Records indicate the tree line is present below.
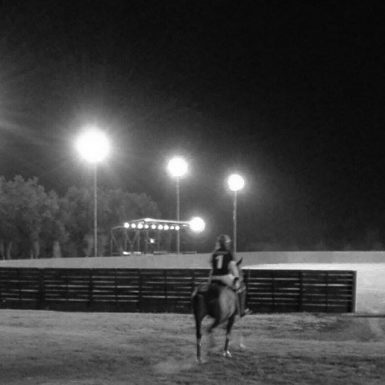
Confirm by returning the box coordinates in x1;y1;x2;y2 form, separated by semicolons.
0;176;160;259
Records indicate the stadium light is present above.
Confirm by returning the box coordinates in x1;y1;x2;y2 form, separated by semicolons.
189;217;206;233
226;173;245;256
227;173;245;192
75;126;110;257
167;156;188;254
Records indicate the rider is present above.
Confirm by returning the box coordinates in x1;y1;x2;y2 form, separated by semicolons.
209;234;240;289
208;234;250;316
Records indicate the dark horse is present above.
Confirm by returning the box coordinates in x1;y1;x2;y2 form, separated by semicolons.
191;259;246;362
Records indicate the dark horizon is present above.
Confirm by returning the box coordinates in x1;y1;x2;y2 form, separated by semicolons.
1;1;385;251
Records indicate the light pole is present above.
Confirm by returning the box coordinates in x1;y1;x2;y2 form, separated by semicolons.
75;127;110;257
167;156;188;254
227;173;245;257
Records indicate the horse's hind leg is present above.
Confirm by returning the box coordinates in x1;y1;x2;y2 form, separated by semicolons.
223;314;236;358
192;294;204;363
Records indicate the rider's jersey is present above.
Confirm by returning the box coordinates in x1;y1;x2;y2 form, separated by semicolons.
210;248;234;276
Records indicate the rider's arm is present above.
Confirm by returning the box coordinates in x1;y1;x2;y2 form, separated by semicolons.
228;260;239;278
208;268;213;283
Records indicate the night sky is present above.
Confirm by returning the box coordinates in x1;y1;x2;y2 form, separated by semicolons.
1;1;385;250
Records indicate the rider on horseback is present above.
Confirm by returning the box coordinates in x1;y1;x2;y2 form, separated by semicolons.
209;234;240;289
208;234;250;316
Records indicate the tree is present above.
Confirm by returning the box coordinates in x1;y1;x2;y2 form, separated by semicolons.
0;176;62;259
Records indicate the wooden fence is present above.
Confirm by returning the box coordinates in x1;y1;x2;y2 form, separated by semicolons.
0;268;356;313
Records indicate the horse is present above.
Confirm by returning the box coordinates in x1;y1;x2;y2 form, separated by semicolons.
191;259;246;362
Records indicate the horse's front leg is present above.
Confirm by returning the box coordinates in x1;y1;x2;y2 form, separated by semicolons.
195;316;203;363
196;336;202;363
207;318;220;351
223;314;235;358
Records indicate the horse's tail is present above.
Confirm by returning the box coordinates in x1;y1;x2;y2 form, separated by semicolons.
191;285;205;317
192;285;207;361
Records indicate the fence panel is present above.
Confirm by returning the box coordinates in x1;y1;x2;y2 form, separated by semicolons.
0;267;356;313
0;268;41;309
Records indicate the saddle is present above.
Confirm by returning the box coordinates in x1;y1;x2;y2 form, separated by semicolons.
211;276;241;291
195;281;250;317
196;281;238;299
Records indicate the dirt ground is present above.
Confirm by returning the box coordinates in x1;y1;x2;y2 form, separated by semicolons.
0;310;384;385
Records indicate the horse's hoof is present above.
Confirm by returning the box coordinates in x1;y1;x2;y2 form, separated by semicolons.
223;350;232;358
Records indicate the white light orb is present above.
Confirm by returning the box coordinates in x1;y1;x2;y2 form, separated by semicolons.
167;156;188;178
189;217;206;233
75;127;110;163
227;174;245;192
123;222;130;228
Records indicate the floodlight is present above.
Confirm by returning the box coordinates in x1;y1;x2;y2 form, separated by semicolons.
227;174;245;192
75;127;110;164
167;156;188;178
226;173;246;257
75;127;111;257
189;217;206;233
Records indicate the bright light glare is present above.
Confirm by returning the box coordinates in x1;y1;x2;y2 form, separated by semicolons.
167;156;188;178
75;128;110;163
227;174;245;192
189;217;206;233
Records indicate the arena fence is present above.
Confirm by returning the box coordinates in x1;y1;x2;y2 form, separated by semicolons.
0;268;356;313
